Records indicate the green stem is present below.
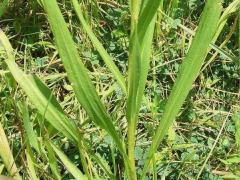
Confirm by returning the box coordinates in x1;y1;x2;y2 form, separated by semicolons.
127;1;141;179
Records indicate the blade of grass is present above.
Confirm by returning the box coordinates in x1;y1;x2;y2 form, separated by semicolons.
45;142;61;180
91;154;115;179
141;0;222;178
78;141;92;179
126;1;163;178
212;0;240;43
0;29;80;144
210;43;238;62
201;17;238;72
41;0;130;171
25;144;39;180
137;0;163;38
18;103;40;154
18;103;61;179
77;137;115;179
50;143;87;180
41;0;124;150
71;0;126;94
0;122;21;179
167;0;179;17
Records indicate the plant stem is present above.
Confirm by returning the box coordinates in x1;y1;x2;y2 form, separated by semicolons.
127;1;141;179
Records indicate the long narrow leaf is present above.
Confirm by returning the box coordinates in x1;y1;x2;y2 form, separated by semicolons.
141;0;222;177
0;122;21;179
71;0;126;93
126;0;160;178
51;143;87;180
138;0;163;38
45;142;61;180
25;144;39;180
18;103;40;154
212;0;240;43
41;0;126;156
0;30;80;143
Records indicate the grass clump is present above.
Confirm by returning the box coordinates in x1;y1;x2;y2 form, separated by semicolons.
0;0;239;179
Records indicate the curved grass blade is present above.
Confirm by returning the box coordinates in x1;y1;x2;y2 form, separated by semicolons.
51;143;87;180
41;0;127;158
0;30;80;144
141;0;222;178
18;103;40;154
25;144;39;180
212;0;240;43
0;122;21;179
45;142;61;180
91;154;115;179
137;0;163;38
77;142;92;179
71;0;126;94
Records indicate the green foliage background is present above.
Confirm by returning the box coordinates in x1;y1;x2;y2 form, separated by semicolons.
0;0;239;179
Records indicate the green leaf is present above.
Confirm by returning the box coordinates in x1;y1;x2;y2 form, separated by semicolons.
92;153;115;179
212;0;240;43
126;1;162;178
219;156;240;165
45;141;61;180
0;29;80;143
26;144;39;180
41;0;126;158
71;0;126;94
18;103;40;154
0;122;21;179
138;0;163;38
141;0;222;177
51;143;87;180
